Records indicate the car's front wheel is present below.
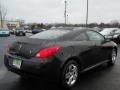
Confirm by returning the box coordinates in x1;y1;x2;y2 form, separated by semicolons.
108;49;117;65
23;33;26;36
117;35;120;44
61;60;79;88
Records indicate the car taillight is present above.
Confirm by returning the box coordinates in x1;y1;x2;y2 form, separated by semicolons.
36;46;62;58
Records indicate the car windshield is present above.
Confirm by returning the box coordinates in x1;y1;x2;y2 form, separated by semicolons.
30;30;70;40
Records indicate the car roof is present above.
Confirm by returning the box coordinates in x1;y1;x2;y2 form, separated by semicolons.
50;28;95;34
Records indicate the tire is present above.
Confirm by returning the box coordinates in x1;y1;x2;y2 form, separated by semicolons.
61;60;79;88
108;49;117;66
23;33;26;36
117;36;120;44
8;34;10;36
20;75;30;80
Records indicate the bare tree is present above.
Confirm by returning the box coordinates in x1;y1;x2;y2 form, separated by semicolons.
0;1;7;28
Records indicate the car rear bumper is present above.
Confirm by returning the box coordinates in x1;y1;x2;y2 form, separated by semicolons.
4;53;61;80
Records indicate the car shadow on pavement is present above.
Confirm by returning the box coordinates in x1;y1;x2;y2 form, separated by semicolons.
72;64;115;90
17;77;68;90
5;64;114;90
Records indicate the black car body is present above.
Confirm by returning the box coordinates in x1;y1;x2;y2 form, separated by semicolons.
15;29;26;36
4;29;118;88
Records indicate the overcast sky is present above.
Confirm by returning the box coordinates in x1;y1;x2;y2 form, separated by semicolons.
1;0;120;24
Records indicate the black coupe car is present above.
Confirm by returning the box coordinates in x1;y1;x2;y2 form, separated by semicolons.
4;29;118;88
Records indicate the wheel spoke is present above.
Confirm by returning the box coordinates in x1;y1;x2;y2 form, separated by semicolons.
66;72;72;79
67;76;74;85
72;75;77;82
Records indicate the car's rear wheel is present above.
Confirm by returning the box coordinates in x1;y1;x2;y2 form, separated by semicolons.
108;49;117;65
61;60;79;88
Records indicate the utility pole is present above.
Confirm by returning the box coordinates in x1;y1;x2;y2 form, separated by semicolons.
64;0;67;25
67;14;68;24
0;0;7;28
86;0;89;26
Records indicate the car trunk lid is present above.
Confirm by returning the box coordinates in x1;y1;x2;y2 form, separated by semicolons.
8;38;54;59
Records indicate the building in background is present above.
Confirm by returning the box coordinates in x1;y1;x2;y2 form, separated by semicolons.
0;20;7;28
0;20;25;29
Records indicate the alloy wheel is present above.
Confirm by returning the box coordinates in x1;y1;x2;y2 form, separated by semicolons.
111;49;117;64
65;64;78;87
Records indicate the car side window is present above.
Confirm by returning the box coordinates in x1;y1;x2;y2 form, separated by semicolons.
75;32;88;41
86;31;105;41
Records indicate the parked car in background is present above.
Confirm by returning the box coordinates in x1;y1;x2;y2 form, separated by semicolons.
15;28;26;36
4;28;117;88
100;28;120;43
32;29;43;34
0;28;10;37
25;30;32;33
10;29;15;35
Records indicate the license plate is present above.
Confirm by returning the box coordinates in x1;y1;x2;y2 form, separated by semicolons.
13;59;22;69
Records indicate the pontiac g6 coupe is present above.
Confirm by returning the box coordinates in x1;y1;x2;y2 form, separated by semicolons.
4;28;117;88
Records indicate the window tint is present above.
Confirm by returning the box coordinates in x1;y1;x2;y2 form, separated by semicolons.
30;30;70;40
75;32;88;41
86;31;104;41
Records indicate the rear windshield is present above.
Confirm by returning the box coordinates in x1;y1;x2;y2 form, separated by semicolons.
30;30;70;40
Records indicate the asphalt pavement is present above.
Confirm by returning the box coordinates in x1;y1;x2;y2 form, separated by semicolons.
0;34;120;90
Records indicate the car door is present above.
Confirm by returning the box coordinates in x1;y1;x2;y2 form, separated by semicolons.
74;31;100;68
86;30;106;64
